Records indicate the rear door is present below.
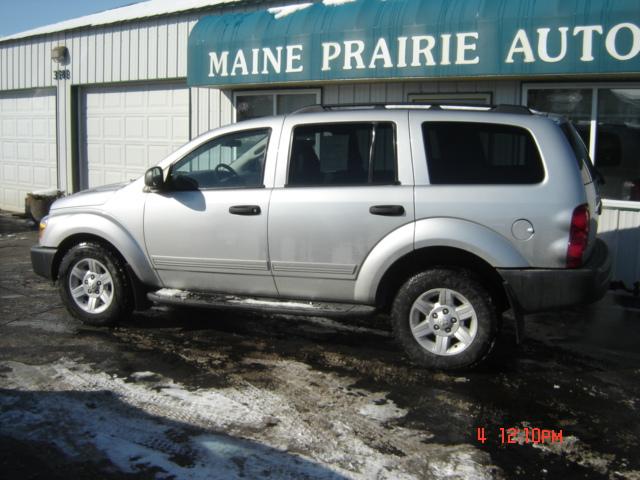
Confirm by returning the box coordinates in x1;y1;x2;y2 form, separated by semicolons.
268;111;414;302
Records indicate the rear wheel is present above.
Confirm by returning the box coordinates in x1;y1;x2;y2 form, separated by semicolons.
391;268;497;370
58;242;132;326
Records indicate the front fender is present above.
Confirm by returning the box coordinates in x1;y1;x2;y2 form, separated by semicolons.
42;211;160;286
354;218;529;304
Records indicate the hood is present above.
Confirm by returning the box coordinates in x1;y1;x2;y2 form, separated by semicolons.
50;182;129;210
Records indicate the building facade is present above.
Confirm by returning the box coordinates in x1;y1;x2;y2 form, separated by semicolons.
0;0;639;286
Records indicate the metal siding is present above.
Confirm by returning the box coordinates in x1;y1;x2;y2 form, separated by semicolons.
103;31;113;83
219;89;233;126
37;42;44;87
157;21;168;78
167;20;178;78
598;207;640;286
148;21;158;79
130;27;139;81
46;38;55;87
121;26;130;81
71;35;80;84
139;26;148;80
11;43;17;89
1;47;6;90
113;28;122;82
87;34;96;83
209;88;221;132
177;19;189;78
95;31;105;83
370;83;386;102
197;87;208;135
81;34;89;84
323;85;339;104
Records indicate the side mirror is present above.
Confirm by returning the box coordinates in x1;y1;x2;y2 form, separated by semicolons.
144;166;164;190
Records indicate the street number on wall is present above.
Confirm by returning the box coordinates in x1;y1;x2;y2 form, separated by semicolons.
53;69;70;80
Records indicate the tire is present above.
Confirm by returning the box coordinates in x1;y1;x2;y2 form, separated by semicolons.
58;242;133;326
391;268;497;370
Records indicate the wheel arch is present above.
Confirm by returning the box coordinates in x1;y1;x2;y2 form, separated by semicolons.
45;213;159;287
373;246;509;314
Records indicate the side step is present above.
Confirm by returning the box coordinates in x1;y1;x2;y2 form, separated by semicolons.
147;288;377;318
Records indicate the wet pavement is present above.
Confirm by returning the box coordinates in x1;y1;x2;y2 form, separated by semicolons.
0;210;639;479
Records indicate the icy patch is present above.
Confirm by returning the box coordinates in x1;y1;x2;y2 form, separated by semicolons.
358;400;407;422
155;288;190;299
129;371;161;382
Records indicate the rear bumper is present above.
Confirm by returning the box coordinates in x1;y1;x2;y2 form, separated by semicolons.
31;245;57;280
498;239;612;313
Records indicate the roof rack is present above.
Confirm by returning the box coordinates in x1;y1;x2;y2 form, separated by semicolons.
291;103;533;115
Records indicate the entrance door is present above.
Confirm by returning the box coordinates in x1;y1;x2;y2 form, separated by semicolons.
144;127;277;296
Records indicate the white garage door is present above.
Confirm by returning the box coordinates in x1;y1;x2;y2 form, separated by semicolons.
81;84;189;189
0;89;57;212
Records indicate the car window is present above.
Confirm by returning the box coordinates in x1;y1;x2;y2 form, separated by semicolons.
559;122;595;185
422;122;545;185
287;122;397;186
171;128;270;190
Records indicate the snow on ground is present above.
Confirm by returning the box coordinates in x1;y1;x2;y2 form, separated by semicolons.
0;358;499;479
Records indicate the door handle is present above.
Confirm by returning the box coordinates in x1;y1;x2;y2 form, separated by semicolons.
369;205;405;216
229;205;261;215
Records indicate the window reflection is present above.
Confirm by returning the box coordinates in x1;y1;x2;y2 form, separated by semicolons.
596;89;640;201
527;86;640;201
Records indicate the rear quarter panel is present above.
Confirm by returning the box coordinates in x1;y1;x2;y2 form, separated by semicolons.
410;111;587;269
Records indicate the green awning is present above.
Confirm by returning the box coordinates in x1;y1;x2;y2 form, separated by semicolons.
188;0;640;87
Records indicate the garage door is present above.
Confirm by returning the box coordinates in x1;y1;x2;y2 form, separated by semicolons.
81;84;189;189
0;89;57;212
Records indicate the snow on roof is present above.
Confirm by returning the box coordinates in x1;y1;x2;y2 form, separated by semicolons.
0;0;243;42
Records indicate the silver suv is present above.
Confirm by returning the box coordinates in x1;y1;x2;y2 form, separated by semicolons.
31;105;612;370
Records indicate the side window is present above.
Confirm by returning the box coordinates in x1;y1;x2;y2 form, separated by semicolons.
171;128;270;189
422;122;544;185
287;122;397;186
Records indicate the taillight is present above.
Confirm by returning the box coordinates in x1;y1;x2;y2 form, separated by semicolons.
567;204;590;268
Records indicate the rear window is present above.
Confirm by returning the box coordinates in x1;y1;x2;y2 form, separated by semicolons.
422;122;545;185
559;122;595;185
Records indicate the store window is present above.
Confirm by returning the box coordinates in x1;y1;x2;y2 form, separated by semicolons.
235;90;321;121
525;85;640;202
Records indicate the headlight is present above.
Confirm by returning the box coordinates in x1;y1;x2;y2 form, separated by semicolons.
38;216;49;243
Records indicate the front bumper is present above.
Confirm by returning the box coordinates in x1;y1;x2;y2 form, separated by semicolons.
31;245;57;280
498;239;612;314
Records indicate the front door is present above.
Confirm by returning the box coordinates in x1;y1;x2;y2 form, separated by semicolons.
144;127;277;296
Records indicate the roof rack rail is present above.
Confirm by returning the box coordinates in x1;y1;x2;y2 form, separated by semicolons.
290;103;533;115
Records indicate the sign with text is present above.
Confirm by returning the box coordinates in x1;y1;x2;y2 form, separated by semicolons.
187;0;640;87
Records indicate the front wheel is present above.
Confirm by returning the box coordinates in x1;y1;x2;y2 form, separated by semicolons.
58;242;132;326
391;268;497;370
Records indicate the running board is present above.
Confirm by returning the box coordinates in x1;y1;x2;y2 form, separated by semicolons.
147;289;377;318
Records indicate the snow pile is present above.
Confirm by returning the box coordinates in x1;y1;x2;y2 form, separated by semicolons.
155;288;190;300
